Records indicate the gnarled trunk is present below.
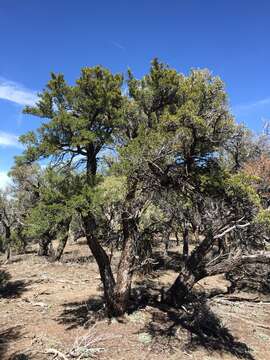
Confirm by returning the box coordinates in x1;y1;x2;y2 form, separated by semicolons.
82;213;117;315
166;224;270;306
166;268;196;306
83;210;138;316
112;211;137;315
82;174;139;317
165;230;215;305
53;233;69;261
51;219;72;261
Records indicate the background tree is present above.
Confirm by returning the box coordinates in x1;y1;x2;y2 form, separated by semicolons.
0;191;17;261
24;167;81;260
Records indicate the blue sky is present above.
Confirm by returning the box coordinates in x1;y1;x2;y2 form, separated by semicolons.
0;0;270;187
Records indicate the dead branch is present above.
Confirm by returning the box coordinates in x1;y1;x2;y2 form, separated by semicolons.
46;348;69;360
214;222;250;240
206;252;270;276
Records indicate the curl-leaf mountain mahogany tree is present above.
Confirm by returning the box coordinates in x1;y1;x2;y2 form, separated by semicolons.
121;62;270;305
19;60;270;315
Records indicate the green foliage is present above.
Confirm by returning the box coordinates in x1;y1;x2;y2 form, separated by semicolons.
255;209;270;228
138;203;165;231
162;69;234;160
10;230;25;254
24;167;81;239
7;59;268;278
225;172;261;207
20;66;123;178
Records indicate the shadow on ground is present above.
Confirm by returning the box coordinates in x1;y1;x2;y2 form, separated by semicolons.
9;354;30;360
58;296;105;329
0;269;30;298
62;255;94;265
152;250;184;272
0;326;22;359
57;246;255;360
58;277;254;359
132;272;254;359
140;295;255;360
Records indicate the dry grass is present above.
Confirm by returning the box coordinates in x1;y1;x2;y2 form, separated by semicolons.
0;240;269;360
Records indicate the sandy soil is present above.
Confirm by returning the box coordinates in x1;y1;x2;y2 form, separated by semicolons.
0;240;270;360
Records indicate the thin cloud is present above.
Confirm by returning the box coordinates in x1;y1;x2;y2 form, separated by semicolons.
0;77;38;106
111;41;126;51
0;131;22;148
233;97;270;114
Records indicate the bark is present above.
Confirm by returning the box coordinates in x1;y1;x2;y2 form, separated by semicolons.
86;144;97;187
38;235;53;256
166;224;270;306
16;226;27;254
2;222;11;261
138;237;153;275
83;145;119;315
163;228;172;256
83;210;137;316
5;227;11;261
206;253;270;276
68;226;75;243
166;268;196;306
53;233;69;261
182;221;189;261
82;146;138;316
175;231;180;246
113;211;137;315
82;214;117;315
165;230;221;305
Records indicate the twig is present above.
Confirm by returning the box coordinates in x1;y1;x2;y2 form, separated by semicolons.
214;222;250;239
46;348;69;360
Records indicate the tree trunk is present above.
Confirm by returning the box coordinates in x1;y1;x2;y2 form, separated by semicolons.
163;230;171;256
5;245;11;261
53;233;69;261
86;144;97;187
165;229;214;305
3;224;11;262
166;222;270;306
83;148;138;316
175;231;180;246
165;268;196;306
82;214;117;315
182;221;189;262
112;211;137;315
38;235;52;256
83;211;138;317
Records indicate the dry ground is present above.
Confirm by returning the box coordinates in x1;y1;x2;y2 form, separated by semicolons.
0;240;270;360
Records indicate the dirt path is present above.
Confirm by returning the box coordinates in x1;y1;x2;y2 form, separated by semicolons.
0;241;270;360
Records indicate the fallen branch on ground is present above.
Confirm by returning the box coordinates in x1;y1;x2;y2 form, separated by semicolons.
46;348;69;360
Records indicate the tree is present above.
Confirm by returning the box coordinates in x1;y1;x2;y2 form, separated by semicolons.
19;66;141;316
23;167;81;260
18;59;270;317
0;192;16;261
122;64;270;306
223;124;260;172
8;163;43;254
